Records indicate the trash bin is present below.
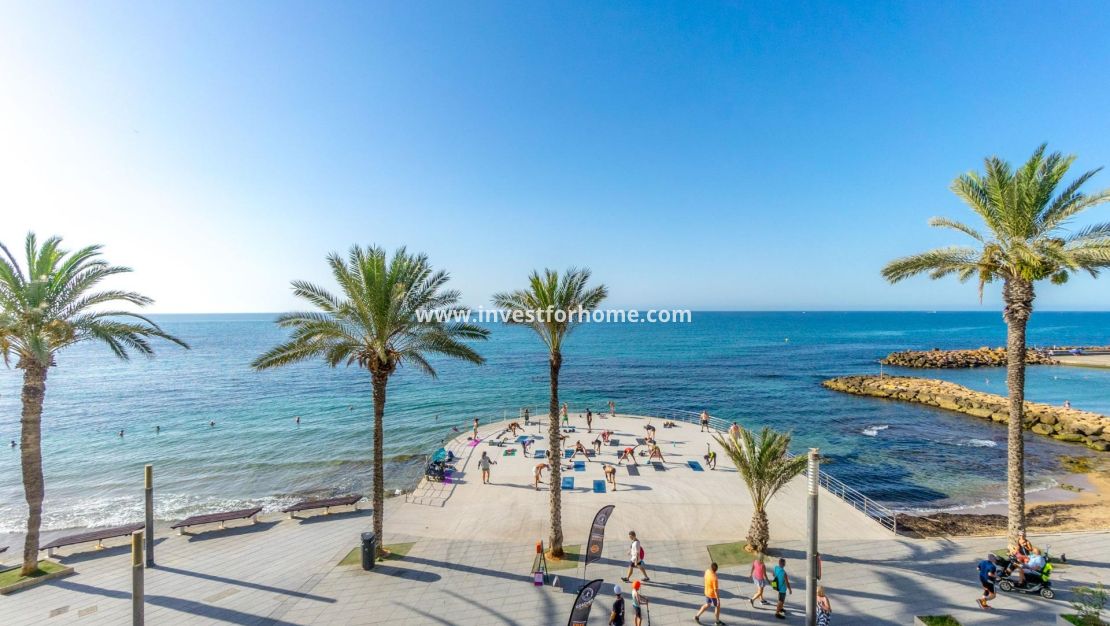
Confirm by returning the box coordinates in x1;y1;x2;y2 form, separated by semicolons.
360;532;377;571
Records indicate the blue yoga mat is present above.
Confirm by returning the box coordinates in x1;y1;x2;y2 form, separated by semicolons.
561;477;574;490
515;435;530;443
687;460;705;472
534;449;547;459
592;480;606;493
574;461;586;471
563;449;574;459
626;465;640;476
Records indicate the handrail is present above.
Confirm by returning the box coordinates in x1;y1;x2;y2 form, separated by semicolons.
636;407;899;534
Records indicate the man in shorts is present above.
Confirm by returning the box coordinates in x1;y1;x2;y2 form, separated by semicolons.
773;558;791;619
622;531;650;582
694;561;721;624
977;553;999;609
533;462;549;490
700;410;710;432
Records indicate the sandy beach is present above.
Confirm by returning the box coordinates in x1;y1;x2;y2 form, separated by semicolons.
1055;353;1110;369
898;457;1110;537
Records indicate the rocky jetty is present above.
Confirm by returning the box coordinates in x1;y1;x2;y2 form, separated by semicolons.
823;375;1110;452
881;347;1057;368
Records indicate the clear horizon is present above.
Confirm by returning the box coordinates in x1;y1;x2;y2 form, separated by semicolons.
3;2;1110;313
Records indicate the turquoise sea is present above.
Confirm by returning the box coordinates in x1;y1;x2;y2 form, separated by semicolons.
2;311;1109;533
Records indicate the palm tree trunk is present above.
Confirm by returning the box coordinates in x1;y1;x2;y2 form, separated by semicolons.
1003;278;1034;545
371;370;388;557
747;505;769;554
19;363;47;576
548;350;564;558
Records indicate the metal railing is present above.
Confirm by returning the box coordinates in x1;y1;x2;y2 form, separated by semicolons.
637;407;899;534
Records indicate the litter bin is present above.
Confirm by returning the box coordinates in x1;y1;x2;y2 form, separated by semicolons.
360;532;377;571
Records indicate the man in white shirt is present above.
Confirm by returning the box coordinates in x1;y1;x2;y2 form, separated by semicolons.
621;531;650;583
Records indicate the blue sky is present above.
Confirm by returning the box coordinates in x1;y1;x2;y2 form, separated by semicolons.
2;1;1109;312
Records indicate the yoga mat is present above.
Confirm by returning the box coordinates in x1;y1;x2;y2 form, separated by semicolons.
592;480;606;493
515;435;530;443
468;438;481;447
563;449;574;459
626;464;640;476
609;439;620;447
561;477;574;490
503;449;517;456
687;460;704;472
652;462;666;472
574;461;586;472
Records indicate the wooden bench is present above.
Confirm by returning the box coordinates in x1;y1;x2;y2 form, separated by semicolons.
281;495;362;519
170;507;263;535
41;523;144;557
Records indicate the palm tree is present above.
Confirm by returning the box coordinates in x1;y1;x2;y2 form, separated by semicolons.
0;233;187;576
882;145;1110;543
491;268;607;557
253;246;488;554
714;425;807;554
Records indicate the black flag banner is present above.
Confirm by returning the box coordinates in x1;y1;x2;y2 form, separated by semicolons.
585;505;615;567
567;578;604;626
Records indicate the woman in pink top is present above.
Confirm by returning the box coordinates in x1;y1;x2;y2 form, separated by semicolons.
749;553;768;606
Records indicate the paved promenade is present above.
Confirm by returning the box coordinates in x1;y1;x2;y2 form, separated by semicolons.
3;414;1107;624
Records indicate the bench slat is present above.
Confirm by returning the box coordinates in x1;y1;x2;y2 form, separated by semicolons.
281;495;361;513
41;523;144;550
170;507;263;529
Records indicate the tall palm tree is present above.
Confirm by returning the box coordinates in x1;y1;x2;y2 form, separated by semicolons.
882;145;1110;543
714;425;807;553
253;246;488;554
491;268;607;557
0;233;187;576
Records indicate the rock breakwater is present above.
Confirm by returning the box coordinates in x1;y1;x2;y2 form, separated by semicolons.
823;375;1109;452
881;347;1057;368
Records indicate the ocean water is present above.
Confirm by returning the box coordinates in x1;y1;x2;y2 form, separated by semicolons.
1;311;1108;533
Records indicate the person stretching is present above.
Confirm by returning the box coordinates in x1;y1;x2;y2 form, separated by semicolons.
592;437;603;455
604;464;617;491
618;447;637;466
647;443;666;463
572;440;591;461
533;463;550;490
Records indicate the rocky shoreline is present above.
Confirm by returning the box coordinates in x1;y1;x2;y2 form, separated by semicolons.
881;347;1058;368
823;375;1110;452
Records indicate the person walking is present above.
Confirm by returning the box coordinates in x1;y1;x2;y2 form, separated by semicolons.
694;562;722;624
816;586;832;625
749;553;768;606
478;451;495;484
699;410;710;432
977;553;999;609
622;531;650;582
772;557;792;619
609;585;626;626
631;580;649;626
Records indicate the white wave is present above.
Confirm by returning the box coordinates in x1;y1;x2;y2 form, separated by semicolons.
861;425;890;437
959;439;998;448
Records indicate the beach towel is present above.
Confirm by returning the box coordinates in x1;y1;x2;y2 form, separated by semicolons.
561;477;574;490
687;460;704;472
